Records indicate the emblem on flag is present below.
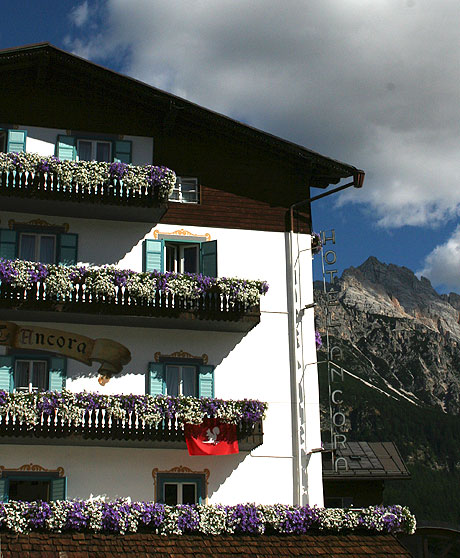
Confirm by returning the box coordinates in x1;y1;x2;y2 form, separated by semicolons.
185;418;239;455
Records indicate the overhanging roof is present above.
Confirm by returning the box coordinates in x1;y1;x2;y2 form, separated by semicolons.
0;42;364;190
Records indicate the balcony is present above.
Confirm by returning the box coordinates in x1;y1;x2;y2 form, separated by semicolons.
0;261;265;332
0;154;174;222
0;392;265;451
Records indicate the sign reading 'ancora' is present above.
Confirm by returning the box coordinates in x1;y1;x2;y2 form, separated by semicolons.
0;321;131;377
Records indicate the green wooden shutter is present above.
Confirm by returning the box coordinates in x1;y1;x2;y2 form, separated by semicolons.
50;477;67;501
7;130;27;153
201;240;218;277
56;135;76;161
0;229;17;260
143;239;164;272
0;356;14;393
57;233;78;265
113;140;132;164
0;478;8;502
198;365;214;398
49;357;66;391
147;362;166;395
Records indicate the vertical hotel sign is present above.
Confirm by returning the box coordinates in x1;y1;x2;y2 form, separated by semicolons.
321;230;348;472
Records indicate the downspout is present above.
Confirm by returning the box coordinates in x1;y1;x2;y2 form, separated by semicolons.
287;171;364;506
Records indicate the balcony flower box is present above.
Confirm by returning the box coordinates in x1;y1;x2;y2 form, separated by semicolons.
0;152;176;206
0;390;266;450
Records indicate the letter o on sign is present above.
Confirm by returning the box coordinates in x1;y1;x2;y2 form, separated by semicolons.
332;412;346;427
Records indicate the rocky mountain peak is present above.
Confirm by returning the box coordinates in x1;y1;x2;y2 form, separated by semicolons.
314;257;460;414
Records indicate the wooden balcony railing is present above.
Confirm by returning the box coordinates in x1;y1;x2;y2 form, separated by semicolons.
0;283;261;331
0;170;162;206
0;408;264;451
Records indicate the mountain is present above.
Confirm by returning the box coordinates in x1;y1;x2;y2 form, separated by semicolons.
315;256;460;414
314;257;460;523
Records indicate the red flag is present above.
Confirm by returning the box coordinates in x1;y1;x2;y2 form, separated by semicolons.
185;418;239;455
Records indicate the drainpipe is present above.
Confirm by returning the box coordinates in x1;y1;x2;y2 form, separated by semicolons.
287;172;364;506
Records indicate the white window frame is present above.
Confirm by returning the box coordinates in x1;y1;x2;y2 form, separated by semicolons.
14;359;48;393
169;177;199;204
77;139;112;162
165;242;200;274
18;232;56;263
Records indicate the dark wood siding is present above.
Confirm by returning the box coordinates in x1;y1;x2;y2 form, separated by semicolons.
161;185;309;232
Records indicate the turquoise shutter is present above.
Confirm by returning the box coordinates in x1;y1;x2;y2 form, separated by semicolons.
113;140;132;164
57;233;78;265
201;240;217;277
0;229;17;260
56;135;76;161
49;357;66;391
0;356;14;393
50;477;67;501
0;478;8;502
147;362;166;395
143;239;164;272
7;130;27;153
198;365;214;398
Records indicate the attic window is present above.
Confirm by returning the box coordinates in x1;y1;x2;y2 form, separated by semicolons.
169;177;199;204
349;455;362;460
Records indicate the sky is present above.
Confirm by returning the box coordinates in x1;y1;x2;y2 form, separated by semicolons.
2;0;460;291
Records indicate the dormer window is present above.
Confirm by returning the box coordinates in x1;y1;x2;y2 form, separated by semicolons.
169;177;199;203
77;139;112;162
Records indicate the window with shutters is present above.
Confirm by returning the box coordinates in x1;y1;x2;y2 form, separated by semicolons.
169;177;199;203
156;474;205;505
147;360;214;398
0;355;66;393
0;130;6;152
0;472;66;503
0;227;78;266
143;238;217;277
56;135;132;164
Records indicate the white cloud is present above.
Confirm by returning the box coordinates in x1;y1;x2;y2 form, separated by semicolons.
66;0;460;229
70;1;90;28
418;226;460;291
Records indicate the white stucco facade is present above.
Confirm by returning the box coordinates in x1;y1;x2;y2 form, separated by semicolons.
0;124;323;507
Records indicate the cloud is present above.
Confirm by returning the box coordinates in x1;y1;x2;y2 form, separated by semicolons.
418;226;460;291
70;1;90;28
65;0;460;229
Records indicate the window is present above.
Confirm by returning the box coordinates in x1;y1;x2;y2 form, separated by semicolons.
14;359;48;392
0;472;66;503
165;364;197;396
165;243;199;273
169;177;199;204
56;135;132;164
156;473;205;505
0;355;66;393
147;361;214;398
143;238;217;277
77;139;112;162
18;233;56;263
324;496;354;509
0;228;78;265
